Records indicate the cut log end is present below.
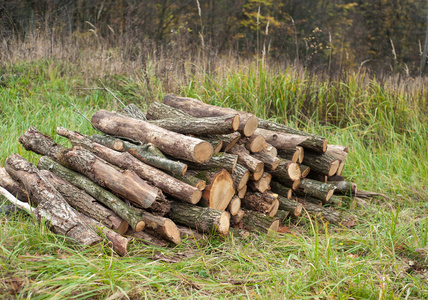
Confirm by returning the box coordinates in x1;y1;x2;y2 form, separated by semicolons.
237;170;250;191
218;211;231;236
191;189;203;204
269;219;280;232
336;161;345;176
135;220;146;232
231;115;240;131
208;170;235;210
164;219;182;245
292;179;301;190
297;146;304;163
252;168;264;181
322;139;328;152
328;160;340;176
213;141;223;154
288;163;301;181
326;189;334;202
268;199;280;217
228;196;241;216
242;116;259;137
194;142;214;163
295;203;303;216
116;221;130;234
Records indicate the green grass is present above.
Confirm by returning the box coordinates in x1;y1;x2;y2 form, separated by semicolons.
1;56;428;299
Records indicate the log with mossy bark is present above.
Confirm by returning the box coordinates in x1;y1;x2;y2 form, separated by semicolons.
5;154;102;246
91;134;188;176
186;153;238;174
295;179;335;203
57;127;201;205
40;169;129;234
328;181;357;196
91;110;213;163
302;151;340;176
194;169;235;210
241;134;266;153
268;159;301;182
227;144;264;174
270;181;293;199
241;209;280;233
277;195;303;217
170;170;207;191
248;172;272;193
276;210;290;223
257;119;327;153
38;157;146;232
19;126;169;214
0;167;30;202
254;128;308;151
162;94;259;137
251;150;280;171
299;165;311;178
167;201;230;237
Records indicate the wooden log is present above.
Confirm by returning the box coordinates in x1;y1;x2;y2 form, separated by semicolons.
295;179;335;202
146;101;193;119
237;185;247;199
139;210;181;245
241;191;276;215
130;231;169;247
19;126;168;214
252;151;280;171
230;209;245;226
5;154;102;246
162;94;258;137
227;144;264;173
227;196;241;216
91;134;187;176
242;134;266;153
269;159;301;182
306;171;327;183
168;202;230;236
277;195;303;217
38;157;146;232
0;167;30;202
57;128;201;205
269;198;280;217
257;119;327;153
250;168;265;181
255;128;308;151
326;145;348;176
177;225;206;241
299;165;311;178
232;163;250;191
241;209;280;233
327;195;344;208
149;114;240;136
40;170;129;234
186;153;238;173
263;143;278;157
302;151;340;176
328;181;357;196
278;147;302;163
121;103;147;120
91;110;213;163
248;172;272;193
229;228;250;238
202;132;242;152
301;202;343;226
270;181;293;199
276;210;290;223
294;195;323;206
171;171;206;191
198;169;235;210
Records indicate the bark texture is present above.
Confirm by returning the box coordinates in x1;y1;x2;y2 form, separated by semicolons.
0;167;30;202
241;209;280;233
302;151;340;176
227;144;264;173
255;128;308;150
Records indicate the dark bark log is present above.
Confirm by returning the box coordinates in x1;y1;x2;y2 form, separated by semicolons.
230;209;245;226
248;172;272;193
241;209;280;233
270;181;293;199
327;195;344;207
269;159;301;182
38;157;145;232
295;179;335;202
5;154;102;246
168;202;230;237
277;195;303;217
186;153;238;173
241;191;276;215
232;163;250;191
197;169;235;210
299;165;311;178
201;132;242;153
227;196;241;216
302;151;340;176
40;170;129;234
0;167;30;202
278;147;302;163
257;119;327;153
255;128;308;150
328;181;357;196
252;151;280;171
301;202;343;225
227;144;264;173
139;210;181;245
91;135;187;176
162;94;258;136
58;128;201;205
149;114;240;136
229;228;250;238
294;195;323;206
91;110;213;163
241;134;266;153
276;210;290;223
306;172;327;183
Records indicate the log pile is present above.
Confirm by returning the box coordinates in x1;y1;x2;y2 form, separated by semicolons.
0;94;360;256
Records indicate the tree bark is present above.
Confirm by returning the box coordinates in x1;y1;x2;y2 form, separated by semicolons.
200;132;241;153
269;159;301;182
91;110;213;163
38;157;146;232
241;209;280;233
0;167;30;202
276;210;290;223
197;169;235;210
278;147;303;163
263;143;278;157
91;134;187;176
295;179;335;202
241;191;276;215
186;153;238;173
301;202;343;226
146;101;193;119
255;128;308;151
270;181;293;199
40;169;129;234
121;103;147;121
328;181;357;196
257;119;327;153
167;202;230;237
227;144;264;174
277;195;303;217
139;210;181;245
252;151;280;171
5;154;102;246
171;171;206;191
58;127;201;205
241;134;266;153
230;209;245;226
248;172;272;193
325;145;348;176
306;171;327;183
177;225;206;241
130;230;169;247
299;165;311;178
302;151;340;176
162;94;258;136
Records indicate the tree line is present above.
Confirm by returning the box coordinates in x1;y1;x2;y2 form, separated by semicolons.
1;0;427;75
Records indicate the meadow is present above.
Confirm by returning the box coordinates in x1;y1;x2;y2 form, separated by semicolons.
1;37;428;299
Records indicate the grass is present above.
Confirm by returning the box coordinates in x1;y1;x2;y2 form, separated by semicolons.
1;42;428;299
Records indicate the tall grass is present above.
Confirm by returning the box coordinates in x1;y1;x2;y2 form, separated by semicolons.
1;36;428;298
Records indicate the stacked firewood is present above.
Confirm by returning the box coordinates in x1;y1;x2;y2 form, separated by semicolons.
0;94;358;256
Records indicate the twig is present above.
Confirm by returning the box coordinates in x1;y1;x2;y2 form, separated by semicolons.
0;186;34;215
98;80;126;107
